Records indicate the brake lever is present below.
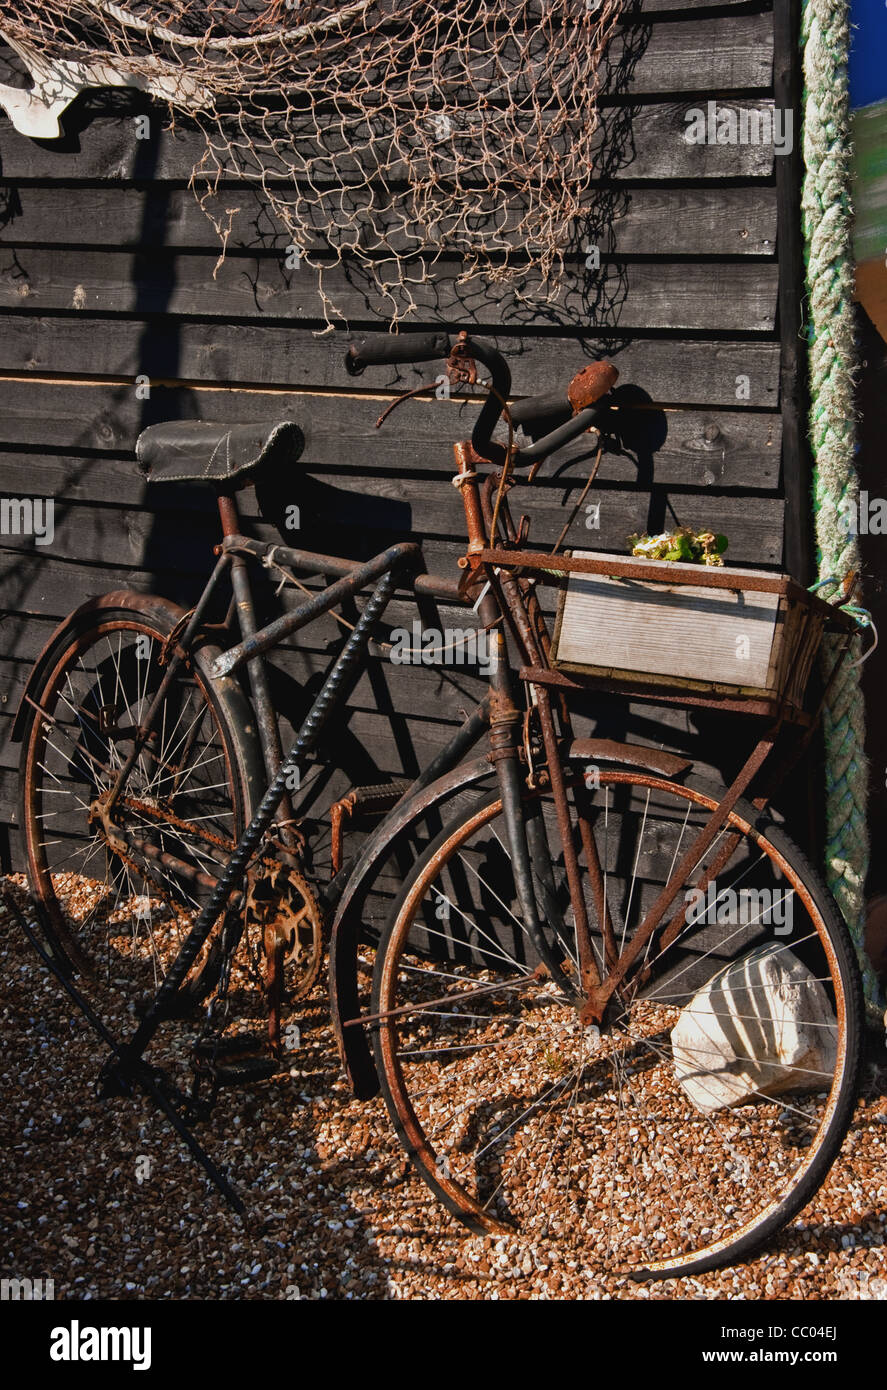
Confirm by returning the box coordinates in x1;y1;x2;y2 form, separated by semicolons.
374;377;451;429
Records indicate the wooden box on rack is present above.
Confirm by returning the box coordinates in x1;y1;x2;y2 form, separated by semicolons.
550;550;833;713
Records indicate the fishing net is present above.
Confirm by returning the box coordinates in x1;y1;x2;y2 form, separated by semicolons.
0;1;624;326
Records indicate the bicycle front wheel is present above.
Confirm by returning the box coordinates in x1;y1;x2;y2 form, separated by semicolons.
371;758;862;1277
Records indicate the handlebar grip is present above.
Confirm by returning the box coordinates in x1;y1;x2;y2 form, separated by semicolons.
509;389;571;428
514;403;609;467
345;332;451;376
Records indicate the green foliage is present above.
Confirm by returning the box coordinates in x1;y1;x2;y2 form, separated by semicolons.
626;527;729;566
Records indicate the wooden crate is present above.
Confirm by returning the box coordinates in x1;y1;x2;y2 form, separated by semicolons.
550;550;833;710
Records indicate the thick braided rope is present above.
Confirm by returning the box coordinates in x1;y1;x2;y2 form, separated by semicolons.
801;0;878;1004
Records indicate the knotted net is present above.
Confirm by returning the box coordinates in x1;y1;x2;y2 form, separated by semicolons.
1;1;624;326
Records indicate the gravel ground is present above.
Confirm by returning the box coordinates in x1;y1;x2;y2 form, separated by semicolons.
3;877;887;1302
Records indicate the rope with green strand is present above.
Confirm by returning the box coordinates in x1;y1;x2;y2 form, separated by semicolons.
802;0;880;1010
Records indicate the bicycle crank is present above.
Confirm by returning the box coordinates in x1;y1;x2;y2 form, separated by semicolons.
244;858;325;1055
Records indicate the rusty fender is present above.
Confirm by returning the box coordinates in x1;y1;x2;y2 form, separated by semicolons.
329;736;692;1099
12;591;189;743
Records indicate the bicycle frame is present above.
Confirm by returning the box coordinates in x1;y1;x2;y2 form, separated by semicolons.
97;484;500;1088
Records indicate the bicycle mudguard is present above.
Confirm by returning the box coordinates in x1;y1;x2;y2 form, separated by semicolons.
328;737;693;1099
12;591;184;742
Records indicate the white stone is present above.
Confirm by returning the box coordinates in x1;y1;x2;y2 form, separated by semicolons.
670;942;838;1113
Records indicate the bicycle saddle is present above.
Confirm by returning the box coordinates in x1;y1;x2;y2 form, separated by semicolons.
136;420;303;489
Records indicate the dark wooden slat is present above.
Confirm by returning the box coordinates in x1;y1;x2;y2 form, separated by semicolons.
607;13;773;92
0;318;782;407
0;552;157;619
0;640;482;752
374;0;764;14
0;184;778;259
121;13;768;102
278;14;773;97
0;381;782;486
0;771;19;829
254;14;773;98
638;0;763;8
0;480;785;574
537;409;782;487
0;702;471;788
0;701;721;824
0;101;777;183
0;249;780;331
0;616;58;667
2;526;786;634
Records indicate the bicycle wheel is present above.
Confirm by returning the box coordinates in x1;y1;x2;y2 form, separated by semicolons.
19;599;257;1014
371;756;863;1277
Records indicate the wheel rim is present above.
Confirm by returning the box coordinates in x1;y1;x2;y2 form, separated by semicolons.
22;619;241;1002
374;769;857;1276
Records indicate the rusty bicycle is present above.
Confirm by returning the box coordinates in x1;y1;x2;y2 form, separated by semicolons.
14;332;865;1278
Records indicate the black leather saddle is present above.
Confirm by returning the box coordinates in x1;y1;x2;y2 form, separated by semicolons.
136;420;302;490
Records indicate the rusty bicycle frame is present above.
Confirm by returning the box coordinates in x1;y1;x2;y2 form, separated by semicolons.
18;331;862;1208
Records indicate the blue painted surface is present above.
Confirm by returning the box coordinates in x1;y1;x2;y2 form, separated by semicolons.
849;0;887;109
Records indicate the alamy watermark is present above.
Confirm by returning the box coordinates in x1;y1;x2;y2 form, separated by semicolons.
0;497;54;546
838;491;887;536
50;1321;151;1371
835;1268;887;1300
1;1275;54;1300
685;881;794;935
683;102;793;156
388;620;497;675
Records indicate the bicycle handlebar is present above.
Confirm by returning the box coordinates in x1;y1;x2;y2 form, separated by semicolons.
509;388;572;428
510;361;619;431
343;332;616;469
461;336;511;466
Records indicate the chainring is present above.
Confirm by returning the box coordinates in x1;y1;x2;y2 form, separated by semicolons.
244;857;325;1000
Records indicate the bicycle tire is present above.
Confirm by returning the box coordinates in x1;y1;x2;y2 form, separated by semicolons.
370;757;863;1277
18;598;258;1012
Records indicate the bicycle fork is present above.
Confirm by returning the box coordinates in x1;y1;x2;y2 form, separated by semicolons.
100;554;415;1094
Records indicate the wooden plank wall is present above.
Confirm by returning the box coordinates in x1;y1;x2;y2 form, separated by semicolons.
0;0;812;870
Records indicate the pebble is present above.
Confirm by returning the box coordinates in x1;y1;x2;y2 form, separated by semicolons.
4;871;887;1301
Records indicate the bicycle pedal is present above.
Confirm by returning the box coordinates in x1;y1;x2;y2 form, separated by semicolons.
192;1032;265;1059
210;1057;279;1087
346;779;411;813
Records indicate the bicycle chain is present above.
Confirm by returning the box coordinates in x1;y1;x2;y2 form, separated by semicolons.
111;793;237;855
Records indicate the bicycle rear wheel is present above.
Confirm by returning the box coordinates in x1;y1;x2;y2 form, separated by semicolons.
371;757;862;1277
18;600;256;1015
